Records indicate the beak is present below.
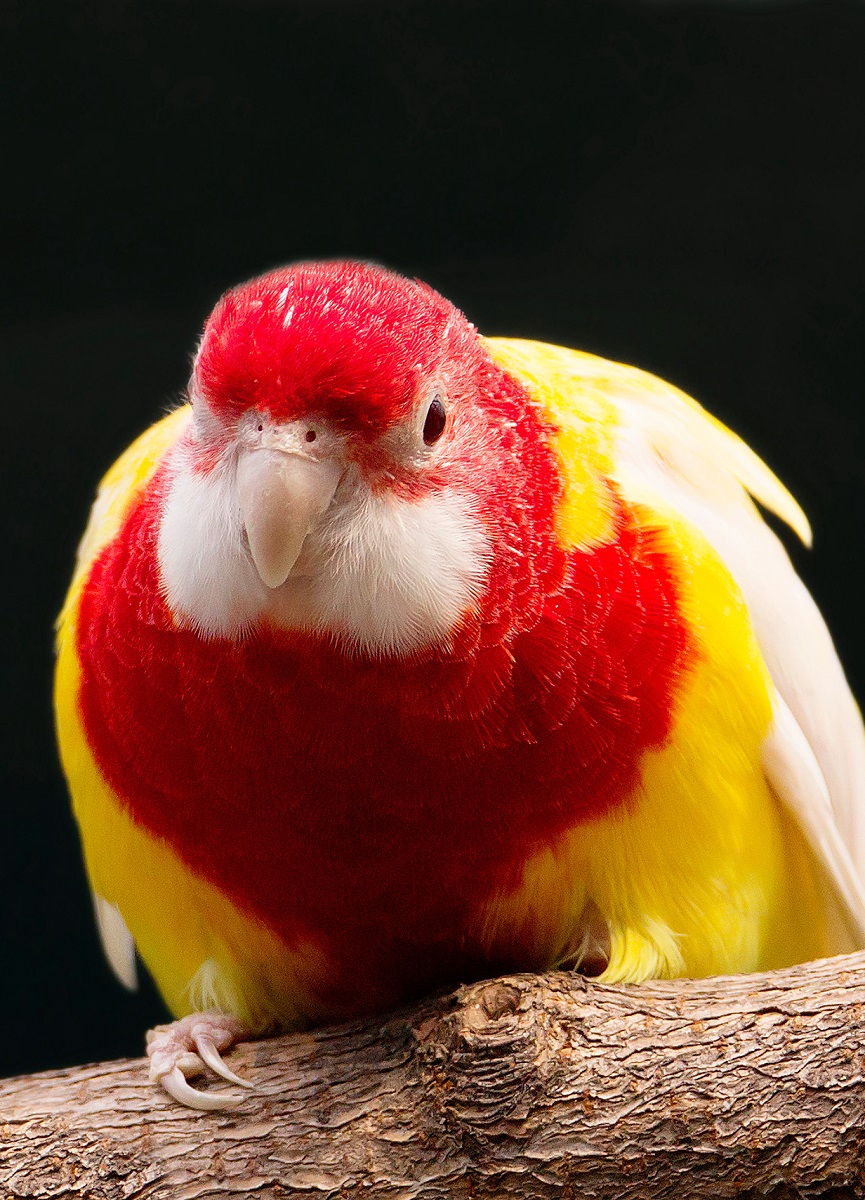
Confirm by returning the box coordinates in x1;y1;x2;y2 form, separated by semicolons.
236;447;341;588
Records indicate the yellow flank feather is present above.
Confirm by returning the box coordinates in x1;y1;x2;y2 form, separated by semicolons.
55;408;327;1030
56;637;326;1030
479;339;831;980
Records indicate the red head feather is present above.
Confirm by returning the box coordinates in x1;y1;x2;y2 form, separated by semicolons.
194;260;481;439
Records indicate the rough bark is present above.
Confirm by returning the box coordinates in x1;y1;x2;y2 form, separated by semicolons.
3;953;865;1199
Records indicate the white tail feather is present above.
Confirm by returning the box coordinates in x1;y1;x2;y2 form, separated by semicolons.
92;893;137;990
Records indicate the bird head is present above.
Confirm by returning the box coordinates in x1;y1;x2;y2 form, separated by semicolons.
157;261;560;655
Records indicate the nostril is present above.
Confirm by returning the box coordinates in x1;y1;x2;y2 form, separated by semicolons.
305;429;317;443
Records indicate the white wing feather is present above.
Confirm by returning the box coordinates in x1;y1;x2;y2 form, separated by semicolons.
762;694;865;941
602;356;865;942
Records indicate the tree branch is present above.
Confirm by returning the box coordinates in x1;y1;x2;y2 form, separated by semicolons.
3;952;865;1198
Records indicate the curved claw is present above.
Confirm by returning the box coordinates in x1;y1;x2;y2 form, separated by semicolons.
158;1065;240;1111
146;1011;253;1110
195;1035;254;1089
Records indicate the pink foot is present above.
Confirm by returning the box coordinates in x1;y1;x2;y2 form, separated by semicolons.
146;1012;253;1110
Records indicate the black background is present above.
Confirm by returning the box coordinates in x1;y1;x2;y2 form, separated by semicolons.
3;0;865;1079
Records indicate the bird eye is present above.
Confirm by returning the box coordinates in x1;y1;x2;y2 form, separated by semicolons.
422;394;447;446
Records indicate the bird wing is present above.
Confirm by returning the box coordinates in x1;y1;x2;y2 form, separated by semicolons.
56;405;191;987
486;337;865;944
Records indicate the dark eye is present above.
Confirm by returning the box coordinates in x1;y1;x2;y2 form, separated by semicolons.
422;394;447;446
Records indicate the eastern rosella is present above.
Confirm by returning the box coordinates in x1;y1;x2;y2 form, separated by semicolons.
55;261;865;1107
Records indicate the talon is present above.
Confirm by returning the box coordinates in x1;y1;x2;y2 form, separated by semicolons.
145;1011;252;1110
195;1034;254;1088
159;1065;239;1111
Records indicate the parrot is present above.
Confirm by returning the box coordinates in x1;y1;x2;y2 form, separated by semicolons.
55;259;865;1109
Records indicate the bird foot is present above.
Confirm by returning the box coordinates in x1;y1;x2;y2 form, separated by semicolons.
146;1011;253;1110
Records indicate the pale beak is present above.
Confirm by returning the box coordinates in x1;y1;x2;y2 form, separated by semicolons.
236;447;341;588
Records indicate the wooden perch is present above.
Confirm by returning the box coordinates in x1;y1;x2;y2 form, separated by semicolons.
3;952;865;1198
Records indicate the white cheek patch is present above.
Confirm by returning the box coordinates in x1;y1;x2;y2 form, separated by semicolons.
157;450;490;653
307;490;491;656
157;453;269;639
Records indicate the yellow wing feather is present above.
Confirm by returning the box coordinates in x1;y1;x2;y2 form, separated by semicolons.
482;338;838;979
485;337;811;546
